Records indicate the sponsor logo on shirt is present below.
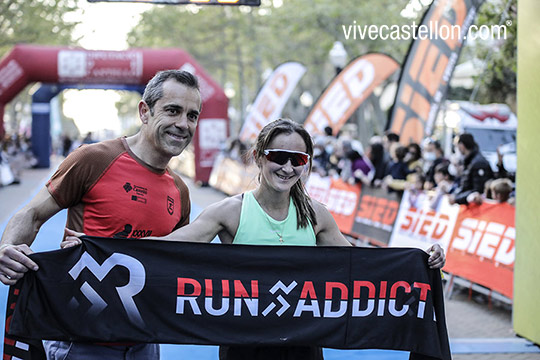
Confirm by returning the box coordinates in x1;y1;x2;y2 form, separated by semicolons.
114;224;152;238
123;182;148;204
167;196;175;215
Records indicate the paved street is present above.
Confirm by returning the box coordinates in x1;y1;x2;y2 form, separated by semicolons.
0;162;538;359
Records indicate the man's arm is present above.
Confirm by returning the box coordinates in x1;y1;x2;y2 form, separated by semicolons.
62;196;242;248
0;187;62;285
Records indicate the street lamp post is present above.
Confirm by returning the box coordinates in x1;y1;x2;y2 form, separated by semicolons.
329;41;348;75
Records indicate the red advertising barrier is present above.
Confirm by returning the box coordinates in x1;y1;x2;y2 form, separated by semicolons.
389;190;515;299
305;174;360;234
351;186;401;246
444;201;515;299
389;190;460;252
306;174;400;245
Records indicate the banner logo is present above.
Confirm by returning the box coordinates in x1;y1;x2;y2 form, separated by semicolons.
176;277;435;320
451;218;514;266
304;54;399;136
239;62;306;142
167;196;175;215
68;252;146;327
58;50;144;84
263;281;297;317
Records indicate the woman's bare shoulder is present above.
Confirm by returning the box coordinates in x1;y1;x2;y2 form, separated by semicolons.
221;194;243;210
311;199;332;219
204;194;243;218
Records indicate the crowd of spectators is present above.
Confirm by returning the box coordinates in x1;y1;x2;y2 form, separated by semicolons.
59;131;97;157
1;131;99;188
0;134;37;187
311;127;515;208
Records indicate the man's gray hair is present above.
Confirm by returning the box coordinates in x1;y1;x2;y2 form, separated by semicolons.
142;70;200;115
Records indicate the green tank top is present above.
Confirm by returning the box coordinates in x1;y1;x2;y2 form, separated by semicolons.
233;191;316;246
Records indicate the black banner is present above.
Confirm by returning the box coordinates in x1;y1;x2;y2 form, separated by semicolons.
352;186;402;246
7;237;450;360
388;0;485;144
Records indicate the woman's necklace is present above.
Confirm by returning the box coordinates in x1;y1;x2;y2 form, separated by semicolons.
264;213;286;243
256;195;288;244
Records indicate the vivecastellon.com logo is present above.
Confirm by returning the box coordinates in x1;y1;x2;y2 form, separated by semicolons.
342;20;511;42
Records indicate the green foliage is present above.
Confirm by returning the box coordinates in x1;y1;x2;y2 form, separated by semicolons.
462;0;517;109
127;0;424;128
0;0;80;135
0;0;80;56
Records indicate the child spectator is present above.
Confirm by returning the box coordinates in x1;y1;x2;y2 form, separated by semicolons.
383;145;413;193
405;143;423;173
490;178;514;204
429;164;456;210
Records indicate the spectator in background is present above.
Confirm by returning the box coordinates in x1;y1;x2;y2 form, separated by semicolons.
382;131;400;166
0;139;16;187
312;137;330;176
327;137;349;178
382;131;400;153
62;134;73;157
429;163;456;210
494;145;515;181
336;139;355;181
433;163;456;194
405;172;426;208
490;178;514;204
449;133;494;205
461;177;515;207
317;126;336;159
226;137;248;164
366;141;388;187
4;135;23;184
405;142;423;173
318;127;341;177
82;131;96;144
382;144;413;193
423;140;448;190
344;142;374;185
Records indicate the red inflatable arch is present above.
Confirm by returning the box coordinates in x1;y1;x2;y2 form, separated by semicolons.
0;44;229;183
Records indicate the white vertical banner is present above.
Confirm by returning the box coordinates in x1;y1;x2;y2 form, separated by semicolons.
239;62;306;143
388;190;460;252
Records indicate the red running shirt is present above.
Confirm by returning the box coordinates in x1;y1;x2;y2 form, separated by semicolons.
47;138;190;238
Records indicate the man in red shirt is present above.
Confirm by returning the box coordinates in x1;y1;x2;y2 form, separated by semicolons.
0;69;201;359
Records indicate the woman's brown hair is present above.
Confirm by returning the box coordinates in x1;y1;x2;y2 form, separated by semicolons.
253;118;317;229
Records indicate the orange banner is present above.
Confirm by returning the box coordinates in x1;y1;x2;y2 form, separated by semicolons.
305;174;360;234
304;53;399;136
444;201;515;298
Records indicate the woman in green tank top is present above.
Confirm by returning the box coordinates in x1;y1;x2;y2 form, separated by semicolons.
63;118;446;360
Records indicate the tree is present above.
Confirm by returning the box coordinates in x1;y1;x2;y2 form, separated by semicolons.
0;0;80;56
472;0;517;110
127;0;424;133
452;0;517;110
0;0;80;135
